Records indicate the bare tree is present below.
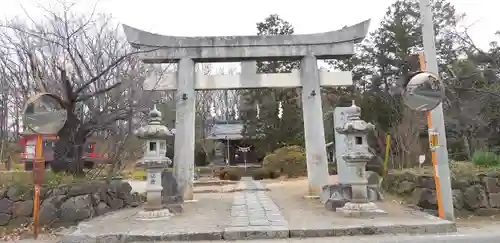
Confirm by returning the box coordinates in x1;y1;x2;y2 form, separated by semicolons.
194;64;239;164
0;2;153;175
0;69;8;167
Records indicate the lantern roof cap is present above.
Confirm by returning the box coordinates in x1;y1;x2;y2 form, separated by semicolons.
135;104;172;139
336;101;374;134
149;104;162;120
344;100;361;118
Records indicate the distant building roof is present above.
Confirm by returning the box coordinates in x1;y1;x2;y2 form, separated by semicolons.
206;119;265;140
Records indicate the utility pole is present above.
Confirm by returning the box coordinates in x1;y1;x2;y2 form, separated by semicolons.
419;0;455;221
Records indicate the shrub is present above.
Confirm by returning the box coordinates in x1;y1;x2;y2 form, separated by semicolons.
218;168;242;181
366;158;384;176
269;170;281;179
0;170;82;189
328;163;337;175
195;151;209;166
252;167;280;180
252;168;269;180
472;150;500;167
263;153;279;170
448;139;469;161
252;167;281;180
263;145;306;178
132;170;147;180
227;172;242;181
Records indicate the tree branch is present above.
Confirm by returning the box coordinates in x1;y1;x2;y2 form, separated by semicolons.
74;48;159;96
76;82;122;102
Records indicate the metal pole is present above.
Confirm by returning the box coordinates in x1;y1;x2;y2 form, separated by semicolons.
383;134;391;178
226;136;230;166
243;151;247;172
419;0;455;221
33;134;44;239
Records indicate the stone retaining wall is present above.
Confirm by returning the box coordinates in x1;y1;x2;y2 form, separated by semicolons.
0;181;143;227
383;171;500;216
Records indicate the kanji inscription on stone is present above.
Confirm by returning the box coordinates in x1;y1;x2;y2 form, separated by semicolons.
150;173;156;185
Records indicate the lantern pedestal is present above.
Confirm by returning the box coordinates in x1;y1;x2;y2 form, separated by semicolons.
338;147;386;217
135;163;174;220
144;167;165;211
339;155;386;217
343;153;371;204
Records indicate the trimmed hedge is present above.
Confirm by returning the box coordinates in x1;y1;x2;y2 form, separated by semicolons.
252;168;281;180
218;167;243;181
263;145;306;178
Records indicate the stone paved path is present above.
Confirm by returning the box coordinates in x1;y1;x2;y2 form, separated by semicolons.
224;177;289;240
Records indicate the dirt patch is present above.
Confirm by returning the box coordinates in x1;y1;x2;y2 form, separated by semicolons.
0;223;63;242
194;179;238;187
62;193;233;238
271;176;500;231
262;175;338;191
265;176;454;230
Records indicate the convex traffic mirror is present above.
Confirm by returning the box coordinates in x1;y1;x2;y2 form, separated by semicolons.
403;71;444;112
23;93;67;134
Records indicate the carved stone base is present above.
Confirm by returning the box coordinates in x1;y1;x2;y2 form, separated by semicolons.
338;202;387;217
321;183;384;211
135;209;173;221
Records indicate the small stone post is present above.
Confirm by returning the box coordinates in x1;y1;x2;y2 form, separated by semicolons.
334;107;352;184
135;105;173;219
335;101;386;217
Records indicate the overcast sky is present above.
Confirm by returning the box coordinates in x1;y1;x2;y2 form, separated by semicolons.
0;0;498;50
0;0;497;124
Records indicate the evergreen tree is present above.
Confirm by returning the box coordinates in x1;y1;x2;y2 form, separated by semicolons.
329;0;462;161
240;14;303;153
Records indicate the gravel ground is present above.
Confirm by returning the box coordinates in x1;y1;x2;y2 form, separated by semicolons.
264;177;453;231
59;192;233;239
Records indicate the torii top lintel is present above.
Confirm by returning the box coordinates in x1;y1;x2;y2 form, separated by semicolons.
122;19;370;63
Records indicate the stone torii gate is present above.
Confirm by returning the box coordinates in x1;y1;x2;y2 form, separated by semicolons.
123;20;370;200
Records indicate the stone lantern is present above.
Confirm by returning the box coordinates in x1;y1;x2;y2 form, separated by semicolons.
335;101;386;216
135;105;173;219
